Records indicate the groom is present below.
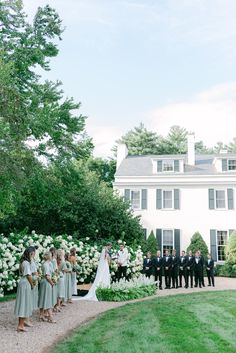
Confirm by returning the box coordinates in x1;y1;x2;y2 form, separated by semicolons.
117;243;129;280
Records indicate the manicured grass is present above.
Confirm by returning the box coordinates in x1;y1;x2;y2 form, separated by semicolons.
0;293;16;302
53;291;236;353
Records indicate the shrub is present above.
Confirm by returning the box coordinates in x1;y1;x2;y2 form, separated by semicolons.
187;231;208;258
225;231;236;265
215;263;236;278
0;232;144;297
96;275;157;301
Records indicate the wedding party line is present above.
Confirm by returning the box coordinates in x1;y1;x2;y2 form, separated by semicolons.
13;242;130;332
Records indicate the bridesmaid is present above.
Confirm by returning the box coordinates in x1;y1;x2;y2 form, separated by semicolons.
38;251;56;323
69;247;78;296
14;247;34;332
30;246;39;312
64;253;73;304
50;247;59;312
56;249;67;310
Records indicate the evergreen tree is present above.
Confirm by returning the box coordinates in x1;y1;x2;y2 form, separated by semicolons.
143;230;159;256
187;231;208;258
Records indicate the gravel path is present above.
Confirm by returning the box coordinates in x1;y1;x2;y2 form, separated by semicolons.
1;277;235;353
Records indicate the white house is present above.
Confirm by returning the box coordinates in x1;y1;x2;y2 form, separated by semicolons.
113;134;236;262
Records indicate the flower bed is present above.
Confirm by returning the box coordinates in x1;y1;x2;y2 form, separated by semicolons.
0;232;143;297
96;275;157;301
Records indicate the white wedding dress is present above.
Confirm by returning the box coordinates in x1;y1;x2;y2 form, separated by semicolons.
74;248;111;301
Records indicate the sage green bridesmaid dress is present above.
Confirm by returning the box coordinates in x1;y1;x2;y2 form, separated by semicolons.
64;261;72;301
14;261;33;318
51;258;58;306
57;261;67;299
30;260;39;310
38;261;53;310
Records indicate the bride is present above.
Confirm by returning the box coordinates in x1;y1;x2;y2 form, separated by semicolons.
76;242;112;301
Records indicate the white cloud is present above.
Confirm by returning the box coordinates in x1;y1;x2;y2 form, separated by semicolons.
147;82;236;146
86;123;123;158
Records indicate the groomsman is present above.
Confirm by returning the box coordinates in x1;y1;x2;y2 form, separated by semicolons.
194;251;203;288
206;253;215;287
186;250;194;288
171;249;180;289
153;250;163;289
117;243;129;280
198;250;205;287
179;250;187;288
143;252;153;278
163;250;172;289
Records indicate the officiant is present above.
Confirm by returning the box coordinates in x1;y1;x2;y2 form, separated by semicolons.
117;243;129;280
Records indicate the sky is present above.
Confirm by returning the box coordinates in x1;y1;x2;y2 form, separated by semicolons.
23;0;236;157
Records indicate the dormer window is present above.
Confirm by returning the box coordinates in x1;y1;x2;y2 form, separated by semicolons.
222;158;236;171
163;160;174;172
228;159;236;171
157;159;180;172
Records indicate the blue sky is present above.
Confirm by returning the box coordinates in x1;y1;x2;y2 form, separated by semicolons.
23;0;236;157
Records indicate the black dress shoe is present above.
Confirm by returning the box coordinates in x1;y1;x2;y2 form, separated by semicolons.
159;287;162;290
208;284;211;286
199;286;202;288
194;285;197;287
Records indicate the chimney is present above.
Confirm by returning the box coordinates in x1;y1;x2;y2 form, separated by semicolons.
187;133;195;166
116;144;128;169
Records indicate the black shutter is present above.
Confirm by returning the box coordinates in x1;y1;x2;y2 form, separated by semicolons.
174;229;180;256
157;160;163;172
156;229;162;255
222;159;228;171
141;189;148;209
227;188;234;210
174;189;180;209
124;189;130;201
210;229;217;261
208;189;215;209
156;189;162;209
174;160;180;172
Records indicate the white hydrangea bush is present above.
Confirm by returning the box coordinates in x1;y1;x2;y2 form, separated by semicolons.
0;232;144;297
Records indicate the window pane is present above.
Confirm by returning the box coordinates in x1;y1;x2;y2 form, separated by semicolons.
163;230;173;255
163;190;173;208
217;231;227;261
131;191;140;209
163;160;173;171
215;190;226;209
228;160;236;170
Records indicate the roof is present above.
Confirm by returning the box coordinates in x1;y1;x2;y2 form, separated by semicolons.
115;154;236;177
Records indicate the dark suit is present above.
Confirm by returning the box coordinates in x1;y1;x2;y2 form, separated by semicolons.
186;255;194;288
179;256;187;287
171;256;180;288
199;255;205;286
143;258;153;278
163;256;172;288
206;259;215;286
153;256;163;289
194;256;203;287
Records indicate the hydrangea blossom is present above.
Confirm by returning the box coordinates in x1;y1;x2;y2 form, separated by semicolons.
0;233;143;297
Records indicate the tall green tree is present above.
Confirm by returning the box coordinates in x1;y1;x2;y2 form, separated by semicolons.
113;123;164;155
1;161;143;243
86;158;116;187
187;232;209;258
0;1;93;218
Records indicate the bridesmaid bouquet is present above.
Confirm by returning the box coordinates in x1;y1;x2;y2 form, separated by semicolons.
72;264;81;273
32;274;38;286
51;272;59;284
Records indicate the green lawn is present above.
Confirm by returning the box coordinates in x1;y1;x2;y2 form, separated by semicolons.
53;291;236;353
0;293;16;302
